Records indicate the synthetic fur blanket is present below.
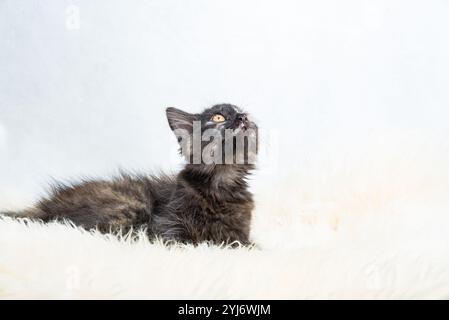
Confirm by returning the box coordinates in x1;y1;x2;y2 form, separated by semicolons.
0;215;448;299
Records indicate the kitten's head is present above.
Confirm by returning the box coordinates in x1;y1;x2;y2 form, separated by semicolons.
166;104;258;166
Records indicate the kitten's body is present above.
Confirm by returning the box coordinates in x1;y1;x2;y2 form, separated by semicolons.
2;104;257;245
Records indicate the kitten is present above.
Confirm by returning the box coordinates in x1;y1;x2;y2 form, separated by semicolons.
1;104;258;246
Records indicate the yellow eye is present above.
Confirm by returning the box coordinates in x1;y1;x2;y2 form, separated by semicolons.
211;114;225;122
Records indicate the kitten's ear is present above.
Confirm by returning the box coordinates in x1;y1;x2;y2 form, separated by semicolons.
166;107;198;132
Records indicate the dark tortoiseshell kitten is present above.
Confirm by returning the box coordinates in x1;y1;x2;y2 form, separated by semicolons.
2;104;258;246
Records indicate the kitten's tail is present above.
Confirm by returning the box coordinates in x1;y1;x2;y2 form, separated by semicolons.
0;208;41;220
0;210;22;218
0;210;19;219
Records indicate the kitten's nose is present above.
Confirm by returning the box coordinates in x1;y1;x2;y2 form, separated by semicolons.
236;114;249;130
237;114;248;123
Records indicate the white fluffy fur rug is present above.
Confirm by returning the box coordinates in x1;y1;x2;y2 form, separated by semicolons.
1;134;449;299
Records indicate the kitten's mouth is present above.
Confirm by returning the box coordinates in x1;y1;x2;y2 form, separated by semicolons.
233;115;250;135
233;114;249;132
232;123;250;136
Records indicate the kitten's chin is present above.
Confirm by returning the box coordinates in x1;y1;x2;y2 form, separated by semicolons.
232;122;256;136
232;127;243;135
184;162;255;173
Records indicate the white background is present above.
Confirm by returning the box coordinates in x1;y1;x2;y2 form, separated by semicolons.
1;0;448;204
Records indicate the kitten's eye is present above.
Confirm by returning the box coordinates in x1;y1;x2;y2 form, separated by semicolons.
211;114;225;122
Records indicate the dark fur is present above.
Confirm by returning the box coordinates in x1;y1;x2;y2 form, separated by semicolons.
2;104;257;246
